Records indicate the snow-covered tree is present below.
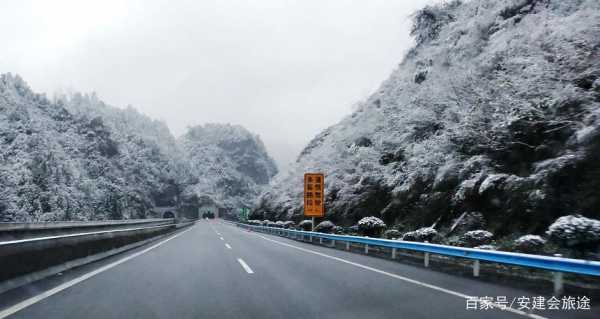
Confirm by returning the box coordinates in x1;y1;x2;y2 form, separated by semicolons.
402;227;438;242
460;230;493;247
513;235;546;253
547;215;600;248
298;219;313;231
314;220;336;233
358;216;386;237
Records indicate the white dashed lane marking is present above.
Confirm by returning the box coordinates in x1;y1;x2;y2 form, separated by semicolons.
237;258;254;274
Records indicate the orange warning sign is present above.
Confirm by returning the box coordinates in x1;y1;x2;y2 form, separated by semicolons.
304;173;324;217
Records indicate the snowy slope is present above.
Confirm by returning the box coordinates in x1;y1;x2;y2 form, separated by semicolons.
0;74;277;221
62;94;278;216
61;93;180;156
0;74;174;221
59;92;192;207
255;0;600;237
180;124;278;212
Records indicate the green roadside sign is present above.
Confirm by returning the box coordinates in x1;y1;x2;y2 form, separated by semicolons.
238;208;249;221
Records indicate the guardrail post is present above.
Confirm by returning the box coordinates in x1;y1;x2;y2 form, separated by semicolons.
553;254;563;295
473;259;480;277
346;241;350;251
365;244;369;254
330;240;336;248
319;237;323;244
553;272;563;296
310;235;313;242
392;248;397;259
423;241;430;267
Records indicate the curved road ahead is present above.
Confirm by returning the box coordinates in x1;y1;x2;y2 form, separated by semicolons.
0;221;596;319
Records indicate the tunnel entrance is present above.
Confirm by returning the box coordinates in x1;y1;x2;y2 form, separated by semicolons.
163;211;175;219
202;211;215;219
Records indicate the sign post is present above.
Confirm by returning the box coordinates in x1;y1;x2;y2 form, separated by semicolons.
303;173;324;230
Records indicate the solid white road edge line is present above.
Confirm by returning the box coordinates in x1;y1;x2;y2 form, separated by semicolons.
225;243;232;249
0;226;196;319
255;234;547;319
237;258;254;274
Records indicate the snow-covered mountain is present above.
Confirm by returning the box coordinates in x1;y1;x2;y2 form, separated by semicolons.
58;92;192;209
0;74;176;221
180;124;278;213
0;74;277;222
254;0;600;239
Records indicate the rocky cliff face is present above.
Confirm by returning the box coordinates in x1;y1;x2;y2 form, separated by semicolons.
180;124;278;214
254;0;600;239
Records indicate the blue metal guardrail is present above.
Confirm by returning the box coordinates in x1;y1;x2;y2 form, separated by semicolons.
235;223;600;277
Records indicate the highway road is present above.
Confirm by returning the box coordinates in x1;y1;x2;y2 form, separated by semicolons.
0;220;597;319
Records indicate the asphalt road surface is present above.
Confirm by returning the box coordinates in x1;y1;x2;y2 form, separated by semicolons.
0;220;597;319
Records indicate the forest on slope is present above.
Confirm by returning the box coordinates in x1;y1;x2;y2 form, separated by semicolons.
0;74;277;222
253;0;600;253
180;124;278;211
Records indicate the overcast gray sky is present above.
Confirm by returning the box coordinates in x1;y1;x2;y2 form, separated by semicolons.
0;0;435;171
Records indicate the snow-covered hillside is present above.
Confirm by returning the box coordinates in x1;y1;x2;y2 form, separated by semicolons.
60;92;181;157
0;74;277;221
180;124;278;213
255;0;600;240
58;92;192;208
0;74;176;221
